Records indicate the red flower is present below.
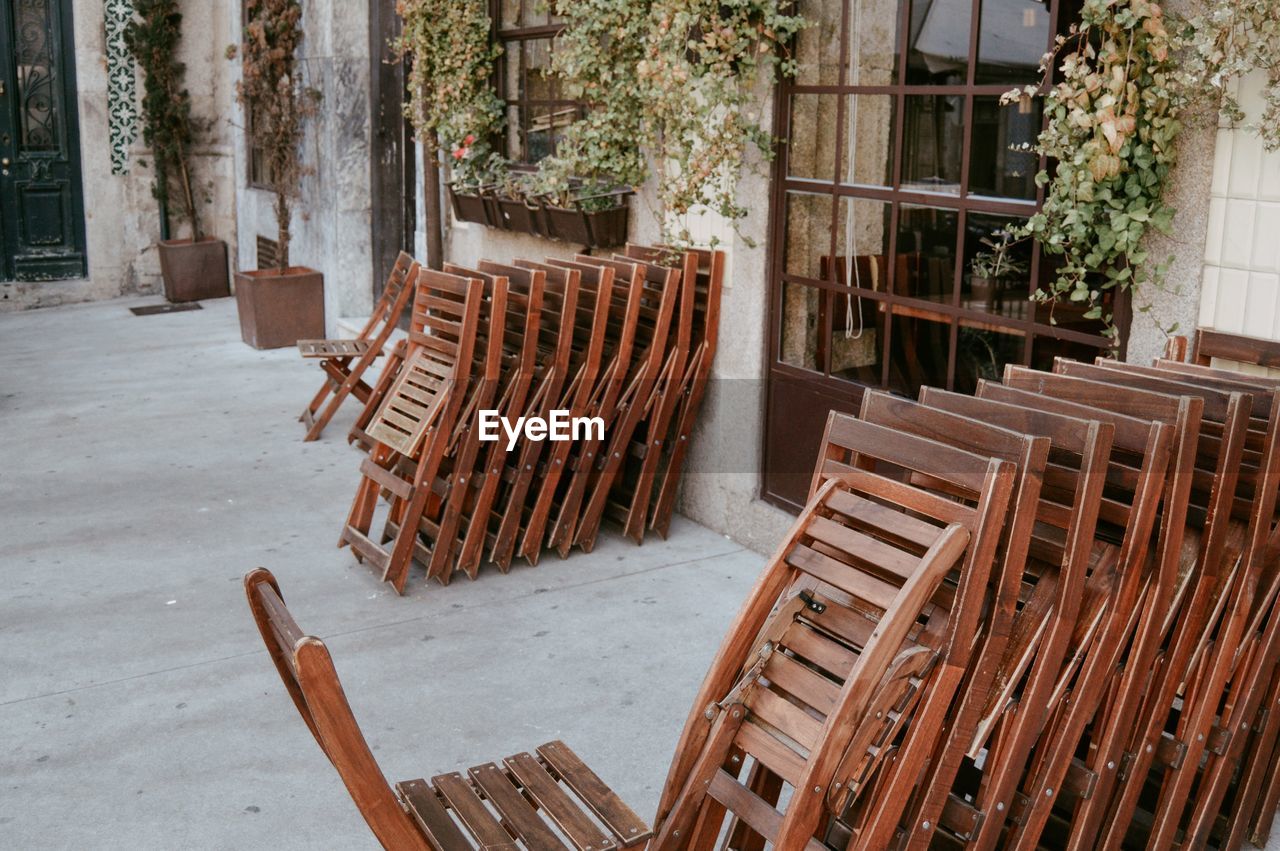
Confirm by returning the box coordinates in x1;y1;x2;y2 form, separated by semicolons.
464;134;476;145
453;147;467;160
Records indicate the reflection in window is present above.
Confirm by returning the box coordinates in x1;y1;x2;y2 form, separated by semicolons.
976;0;1051;84
955;323;1024;393
968;96;1041;200
847;0;906;86
498;9;579;165
907;0;972;85
841;96;896;187
888;314;952;396
964;212;1032;314
896;205;958;301
902;95;965;195
794;0;845;85
784;192;834;279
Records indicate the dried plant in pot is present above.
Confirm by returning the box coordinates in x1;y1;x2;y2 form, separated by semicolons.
125;0;229;303
230;0;324;349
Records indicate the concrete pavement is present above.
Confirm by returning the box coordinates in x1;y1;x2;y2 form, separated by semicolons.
0;295;763;849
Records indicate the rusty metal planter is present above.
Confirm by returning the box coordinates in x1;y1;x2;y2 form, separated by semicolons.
447;185;495;226
157;237;231;302
233;266;325;350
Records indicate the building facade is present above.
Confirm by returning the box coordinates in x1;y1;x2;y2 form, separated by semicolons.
4;0;1275;549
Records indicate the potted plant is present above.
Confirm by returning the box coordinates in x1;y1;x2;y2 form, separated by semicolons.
231;0;323;349
445;135;503;227
532;169;631;248
968;232;1028;309
490;171;545;236
125;0;229;303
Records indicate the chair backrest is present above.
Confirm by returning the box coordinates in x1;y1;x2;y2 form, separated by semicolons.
1189;327;1280;371
370;269;483;456
243;569;431;851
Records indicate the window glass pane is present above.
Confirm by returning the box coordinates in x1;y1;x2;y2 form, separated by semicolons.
1030;335;1113;371
839;95;896;187
968;95;1041;200
784;192;834;279
500;0;520;29
16;0;61;151
526;105;556;163
794;0;845;85
963;212;1032;319
896;204;958;301
505;105;524;161
907;0;971;85
887;313;952;395
901;95;964;195
830;198;892;384
788;95;839;183
780;281;823;372
955;323;1025;393
523;39;553;101
847;0;906;86
976;0;1050;84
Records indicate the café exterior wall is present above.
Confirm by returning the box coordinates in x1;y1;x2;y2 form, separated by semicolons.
232;0;375;335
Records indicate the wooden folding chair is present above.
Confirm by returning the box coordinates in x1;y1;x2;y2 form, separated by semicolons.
1172;327;1280;372
407;263;541;585
1097;362;1280;849
647;248;725;540
993;366;1203;851
507;257;617;568
849;391;1111;851
244;568;652;851
298;252;417;442
339;268;484;595
602;246;698;544
452;259;577;579
570;255;680;554
542;257;645;559
959;379;1175;850
655;413;1018;851
1049;358;1253;850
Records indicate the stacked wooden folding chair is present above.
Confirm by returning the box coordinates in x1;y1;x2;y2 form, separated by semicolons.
298;252;416;441
251;404;1030;850
848;388;1115;850
550;254;680;556
1043;358;1255;850
338;267;486;594
647;247;725;540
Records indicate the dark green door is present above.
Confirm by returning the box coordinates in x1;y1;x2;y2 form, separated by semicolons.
0;0;87;281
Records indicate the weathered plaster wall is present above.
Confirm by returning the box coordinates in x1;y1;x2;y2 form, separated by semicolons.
233;0;374;334
5;0;238;311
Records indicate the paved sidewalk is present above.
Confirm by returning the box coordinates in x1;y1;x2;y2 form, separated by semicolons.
0;296;763;849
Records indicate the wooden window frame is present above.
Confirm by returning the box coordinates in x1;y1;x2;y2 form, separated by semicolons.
761;0;1129;511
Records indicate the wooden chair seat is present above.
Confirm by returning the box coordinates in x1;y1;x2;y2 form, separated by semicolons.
398;742;651;851
298;338;378;359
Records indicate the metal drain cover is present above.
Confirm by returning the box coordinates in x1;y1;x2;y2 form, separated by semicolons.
130;303;203;316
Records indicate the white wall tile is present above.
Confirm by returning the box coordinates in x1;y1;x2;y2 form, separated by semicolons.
1205;196;1227;265
1214;267;1251;332
1252;203;1280;272
1199;266;1219;326
1229;131;1265;200
1242;272;1279;337
1222;199;1259;266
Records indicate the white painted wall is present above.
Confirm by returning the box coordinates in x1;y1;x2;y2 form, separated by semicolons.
1198;72;1280;375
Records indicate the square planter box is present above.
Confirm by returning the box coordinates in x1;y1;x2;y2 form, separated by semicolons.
157;237;231;302
494;196;547;236
234;267;325;350
448;186;496;226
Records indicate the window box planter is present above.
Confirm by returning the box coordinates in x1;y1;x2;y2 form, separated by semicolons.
233;266;325;349
157;237;231;303
447;184;496;227
539;188;632;248
493;194;547;237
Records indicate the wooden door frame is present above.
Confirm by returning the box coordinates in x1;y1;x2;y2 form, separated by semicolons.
368;0;415;298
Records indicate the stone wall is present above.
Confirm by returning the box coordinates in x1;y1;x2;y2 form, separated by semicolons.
4;0;239;310
232;0;375;334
